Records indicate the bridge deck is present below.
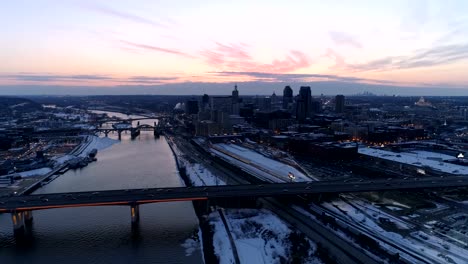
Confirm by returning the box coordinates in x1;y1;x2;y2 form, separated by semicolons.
1;176;467;212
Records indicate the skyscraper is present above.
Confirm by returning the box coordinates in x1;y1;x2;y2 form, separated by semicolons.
258;97;272;112
202;94;210;109
185;99;199;115
335;94;345;113
271;91;279;110
232;84;239;103
282;86;293;110
296;86;312;122
232;84;240;115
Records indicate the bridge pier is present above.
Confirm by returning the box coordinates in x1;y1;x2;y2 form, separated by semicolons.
24;210;33;225
11;211;25;234
118;130;122;140
131;128;140;139
130;204;140;225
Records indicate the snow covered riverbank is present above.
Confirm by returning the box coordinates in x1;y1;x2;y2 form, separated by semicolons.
52;135;119;165
18;167;52;177
78;136;118;157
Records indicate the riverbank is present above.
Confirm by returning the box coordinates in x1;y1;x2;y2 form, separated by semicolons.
166;136;219;263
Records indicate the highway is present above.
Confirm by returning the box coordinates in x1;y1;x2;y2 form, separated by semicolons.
2;176;468;212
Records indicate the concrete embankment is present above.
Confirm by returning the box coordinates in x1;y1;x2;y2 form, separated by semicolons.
166;136;218;263
19;164;67;195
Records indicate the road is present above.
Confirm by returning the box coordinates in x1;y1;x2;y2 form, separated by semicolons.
2;175;466;212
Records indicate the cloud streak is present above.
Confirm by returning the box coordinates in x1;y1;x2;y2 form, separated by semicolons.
0;73;180;85
348;43;468;71
120;40;195;58
201;43;310;72
84;4;167;28
213;71;398;85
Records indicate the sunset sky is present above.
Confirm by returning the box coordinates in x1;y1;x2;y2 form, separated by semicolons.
1;0;468;95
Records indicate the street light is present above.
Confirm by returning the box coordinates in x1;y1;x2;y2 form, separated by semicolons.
288;172;295;182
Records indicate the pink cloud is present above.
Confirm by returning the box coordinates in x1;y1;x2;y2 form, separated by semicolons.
200;43;310;73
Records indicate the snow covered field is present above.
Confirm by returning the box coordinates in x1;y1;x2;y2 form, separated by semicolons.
211;143;311;183
359;147;468;175
209;209;321;264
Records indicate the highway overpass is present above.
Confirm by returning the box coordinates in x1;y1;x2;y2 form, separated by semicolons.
2;176;467;232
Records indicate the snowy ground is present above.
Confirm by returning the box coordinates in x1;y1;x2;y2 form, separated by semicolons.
359;147;468;175
18;167;52;177
323;198;468;264
181;230;202;257
211;143;311;183
209;209;321;264
186;163;226;186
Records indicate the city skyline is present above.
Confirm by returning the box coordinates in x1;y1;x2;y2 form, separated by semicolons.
2;0;468;95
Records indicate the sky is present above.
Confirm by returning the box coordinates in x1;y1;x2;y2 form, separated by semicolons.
1;0;468;95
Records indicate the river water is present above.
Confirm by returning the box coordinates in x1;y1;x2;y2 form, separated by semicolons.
0;111;203;264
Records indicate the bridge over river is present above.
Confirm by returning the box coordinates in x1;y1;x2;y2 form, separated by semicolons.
2;176;467;233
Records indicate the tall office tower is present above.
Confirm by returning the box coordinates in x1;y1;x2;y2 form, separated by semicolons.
335;94;345;113
271;91;277;105
231;84;240;115
282;85;293;110
271;91;279;110
299;86;312;117
232;84;239;103
185;99;199;115
295;95;307;122
202;94;210;109
258;97;272;112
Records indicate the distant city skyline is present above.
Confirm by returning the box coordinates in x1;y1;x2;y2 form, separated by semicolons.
1;0;468;95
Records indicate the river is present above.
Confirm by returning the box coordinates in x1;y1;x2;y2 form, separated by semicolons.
0;111;203;264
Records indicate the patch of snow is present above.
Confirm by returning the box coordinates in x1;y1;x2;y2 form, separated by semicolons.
78;136;118;157
18;167;52;177
211;143;311;183
52;155;75;165
186;163;226;186
210;216;235;264
210;209;320;264
386;206;403;211
181;236;200;257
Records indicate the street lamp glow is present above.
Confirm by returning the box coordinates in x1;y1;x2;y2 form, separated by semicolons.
288;172;295;182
